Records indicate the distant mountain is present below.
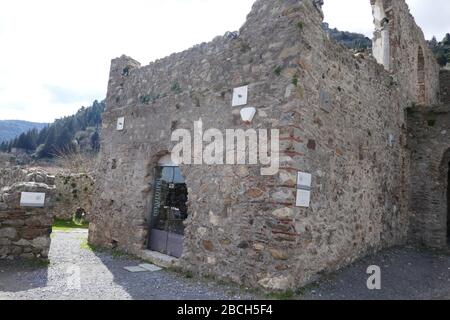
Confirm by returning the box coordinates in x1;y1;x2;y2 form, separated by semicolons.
322;23;372;51
0;100;105;158
0;120;49;143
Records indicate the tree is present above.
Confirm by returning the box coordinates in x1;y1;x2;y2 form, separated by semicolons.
91;131;100;152
436;52;448;66
2;100;106;159
443;33;450;46
429;36;438;48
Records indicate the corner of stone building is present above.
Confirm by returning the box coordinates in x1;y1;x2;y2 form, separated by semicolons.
370;0;440;106
106;55;142;111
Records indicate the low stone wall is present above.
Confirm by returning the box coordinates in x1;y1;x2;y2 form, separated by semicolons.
0;168;55;189
0;167;28;189
0;168;93;222
54;173;94;221
0;153;15;168
440;70;450;105
0;182;55;260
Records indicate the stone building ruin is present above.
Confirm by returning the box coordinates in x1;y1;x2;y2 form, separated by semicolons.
89;0;448;291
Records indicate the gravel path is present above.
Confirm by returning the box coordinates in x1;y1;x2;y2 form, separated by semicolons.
1;230;449;300
301;246;450;300
0;230;257;300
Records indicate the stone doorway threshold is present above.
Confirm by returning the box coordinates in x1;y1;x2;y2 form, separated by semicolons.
138;249;180;269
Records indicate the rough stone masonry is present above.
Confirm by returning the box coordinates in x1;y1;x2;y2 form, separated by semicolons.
0;182;55;260
89;0;445;291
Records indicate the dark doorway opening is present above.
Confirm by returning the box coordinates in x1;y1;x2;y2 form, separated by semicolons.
148;156;188;258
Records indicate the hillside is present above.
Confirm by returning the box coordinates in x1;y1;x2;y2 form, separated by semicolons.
428;33;450;67
0;100;105;158
324;24;449;67
0;120;48;143
322;23;372;51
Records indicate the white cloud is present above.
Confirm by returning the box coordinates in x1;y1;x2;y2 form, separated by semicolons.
0;0;254;122
0;0;447;122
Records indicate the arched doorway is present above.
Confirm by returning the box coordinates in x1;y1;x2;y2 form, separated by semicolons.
148;155;188;258
417;46;426;105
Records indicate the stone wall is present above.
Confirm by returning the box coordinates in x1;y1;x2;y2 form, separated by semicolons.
89;0;440;290
370;0;440;106
440;70;450;105
0;168;93;221
0;168;55;189
0;153;15;168
407;105;450;248
0;168;28;188
0;183;55;260
53;174;94;221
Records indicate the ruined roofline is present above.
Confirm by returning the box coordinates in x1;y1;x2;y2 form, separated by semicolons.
110;0;324;71
109;0;439;108
112;0;432;70
109;0;391;86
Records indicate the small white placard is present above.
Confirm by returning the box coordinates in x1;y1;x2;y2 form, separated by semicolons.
20;192;46;207
296;189;311;208
117;117;125;131
297;172;312;188
388;134;395;147
240;107;256;122
232;85;248;107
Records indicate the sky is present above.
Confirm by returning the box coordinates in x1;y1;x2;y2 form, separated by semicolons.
0;0;448;123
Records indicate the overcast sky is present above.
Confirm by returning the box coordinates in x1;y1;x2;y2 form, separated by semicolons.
0;0;448;123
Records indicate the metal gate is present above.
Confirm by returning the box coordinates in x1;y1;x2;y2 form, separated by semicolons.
148;162;188;258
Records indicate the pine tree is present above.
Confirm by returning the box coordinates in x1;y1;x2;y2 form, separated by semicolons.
91;131;100;152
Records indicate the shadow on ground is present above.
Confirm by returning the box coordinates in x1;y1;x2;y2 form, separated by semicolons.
300;246;450;300
0;259;49;293
1;230;449;300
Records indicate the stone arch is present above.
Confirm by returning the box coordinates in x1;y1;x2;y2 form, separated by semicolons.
417;46;426;105
146;152;188;258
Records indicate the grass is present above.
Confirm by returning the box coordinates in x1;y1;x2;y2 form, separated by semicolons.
274;65;283;76
80;239;92;250
266;290;295;300
78;239;130;259
52;218;89;232
292;74;299;87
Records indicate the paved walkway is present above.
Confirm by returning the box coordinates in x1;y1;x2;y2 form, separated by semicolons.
301;246;450;300
1;230;449;300
0;230;256;300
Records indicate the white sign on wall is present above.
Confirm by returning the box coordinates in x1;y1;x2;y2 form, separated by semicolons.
388;134;395;147
296;172;312;208
232;85;248;107
240;107;256;123
20;192;46;207
117;117;125;131
297;172;312;189
296;190;311;208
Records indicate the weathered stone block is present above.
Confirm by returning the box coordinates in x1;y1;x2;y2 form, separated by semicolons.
0;228;17;239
